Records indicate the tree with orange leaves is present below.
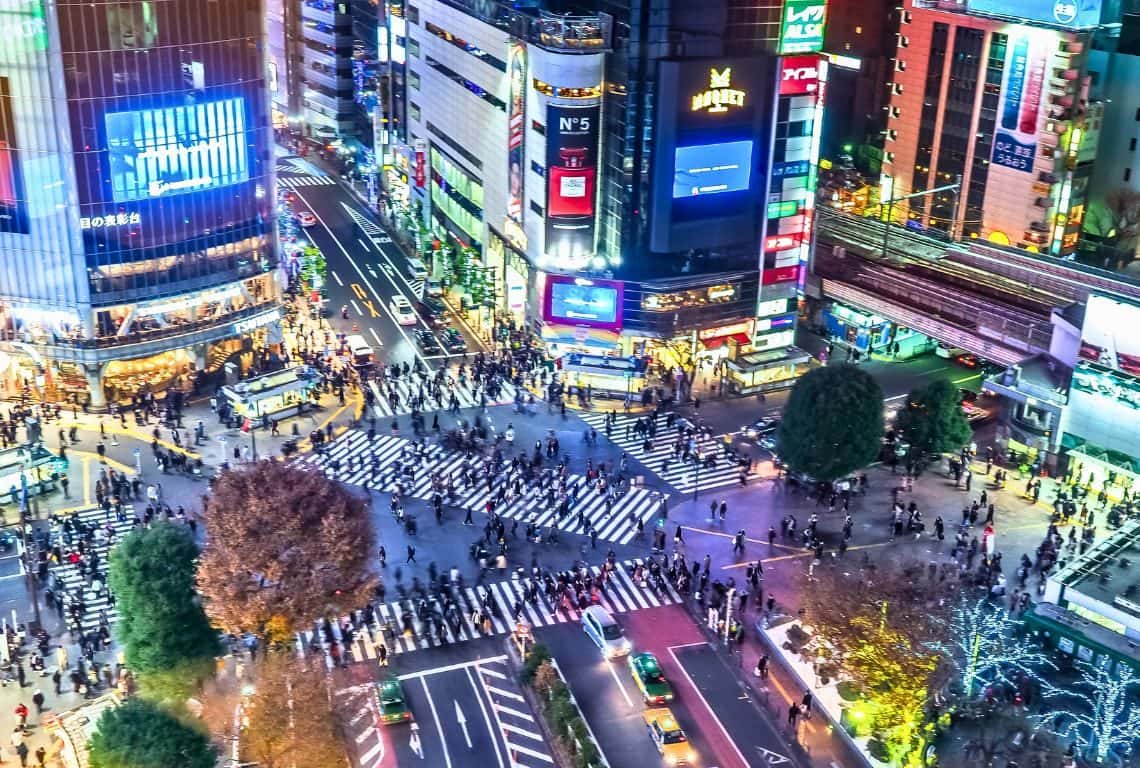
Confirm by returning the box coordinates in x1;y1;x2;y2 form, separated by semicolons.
197;460;377;644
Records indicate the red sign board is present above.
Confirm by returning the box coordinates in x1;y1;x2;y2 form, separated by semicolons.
762;265;801;285
780;55;820;96
414;139;426;189
764;233;802;252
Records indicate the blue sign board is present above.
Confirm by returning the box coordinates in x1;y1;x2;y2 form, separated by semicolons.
772;159;811;179
672;141;754;198
967;0;1101;28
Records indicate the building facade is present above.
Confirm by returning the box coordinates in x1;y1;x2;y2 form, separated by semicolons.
0;0;280;407
881;0;1103;256
381;0;828;394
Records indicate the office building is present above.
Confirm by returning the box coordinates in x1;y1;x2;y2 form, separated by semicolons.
881;0;1106;256
0;0;280;407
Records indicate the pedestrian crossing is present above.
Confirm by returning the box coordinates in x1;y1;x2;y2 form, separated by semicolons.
578;411;751;494
46;506;132;636
297;430;663;544
295;559;681;666
475;658;554;767
278;174;337;188
365;376;518;419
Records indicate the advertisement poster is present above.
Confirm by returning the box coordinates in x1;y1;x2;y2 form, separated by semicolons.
543;274;623;331
1079;294;1140;377
672;141;754;197
544;103;599;262
991;32;1048;174
779;55;820;95
414;138;426;188
967;0;1101;28
507;42;526;225
105;97;250;201
0;76;28;234
778;0;827;55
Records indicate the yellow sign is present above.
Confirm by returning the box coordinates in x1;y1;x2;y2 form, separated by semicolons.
691;67;746;114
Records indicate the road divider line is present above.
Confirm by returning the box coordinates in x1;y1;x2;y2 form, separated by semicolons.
397;656;508;680
466;667;508;768
358;237;373;251
351;299;363;316
606;662;635;708
666;644;751;768
369;327;384;347
331;270;344;286
419;677;454;768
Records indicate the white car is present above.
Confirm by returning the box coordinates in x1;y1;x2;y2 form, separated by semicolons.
390;295;417;326
295;211;317;227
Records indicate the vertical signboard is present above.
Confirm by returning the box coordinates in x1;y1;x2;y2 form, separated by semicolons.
991;31;1048;174
0;77;28;234
507;42;526;226
413;138;426;188
544;103;599;263
779;0;827;55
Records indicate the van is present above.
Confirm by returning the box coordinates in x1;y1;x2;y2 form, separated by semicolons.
935;343;967;359
424;278;444;298
346;334;374;367
581;605;631;659
405;257;429;281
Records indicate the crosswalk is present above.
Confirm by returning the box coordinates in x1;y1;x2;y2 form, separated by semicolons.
295;560;681;666
578;411;749;494
475;658;554;766
278;174;337;188
46;507;133;635
297;430;663;544
365;377;517;418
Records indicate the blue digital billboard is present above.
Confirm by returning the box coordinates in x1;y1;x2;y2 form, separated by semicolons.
967;0;1101;28
545;276;623;331
105;97;250;202
673;141;753;198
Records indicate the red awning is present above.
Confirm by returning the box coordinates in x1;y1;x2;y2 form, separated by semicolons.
702;332;751;349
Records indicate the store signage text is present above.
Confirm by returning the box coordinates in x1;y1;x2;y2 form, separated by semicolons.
80;212;141;230
765;233;802;252
691;68;746;115
779;0;827;55
233;309;282;336
698;319;755;340
780;56;820;96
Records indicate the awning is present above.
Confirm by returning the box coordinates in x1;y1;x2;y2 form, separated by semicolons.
702;332;751;350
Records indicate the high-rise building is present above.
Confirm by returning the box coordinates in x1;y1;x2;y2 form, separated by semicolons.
0;0;280;408
381;0;829;394
881;0;1106;256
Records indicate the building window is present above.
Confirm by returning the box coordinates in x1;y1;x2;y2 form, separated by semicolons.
423;57;505;110
531;120;545;135
530;160;544;176
410;103;421;122
530;200;544;216
423;21;506;71
1135;107;1140;121
1127;168;1133;182
1132;138;1137;151
407;5;419;23
408;38;420;58
410;70;420;90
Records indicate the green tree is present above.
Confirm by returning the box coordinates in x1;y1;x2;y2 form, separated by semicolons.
108;522;219;695
777;364;883;481
895;379;972;457
89;698;216;768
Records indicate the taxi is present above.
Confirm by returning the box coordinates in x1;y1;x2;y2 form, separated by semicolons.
629;653;674;705
376;678;411;725
643;707;694;765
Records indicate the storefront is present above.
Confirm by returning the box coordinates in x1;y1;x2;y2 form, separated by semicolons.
486;227;532;330
697;319;755;361
724;347;814;394
557;353;649;399
1061;439;1139;506
0;443;63;500
823;302;934;359
219;365;322;421
540;324;622;358
104;349;196;402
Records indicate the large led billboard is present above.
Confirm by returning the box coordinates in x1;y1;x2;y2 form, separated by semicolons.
543;275;622;331
506;42;526;226
0;76;28;234
673;141;754;198
544;103;599;262
105;97;250;202
991;32;1047;174
968;0;1101;28
1079;294;1140;377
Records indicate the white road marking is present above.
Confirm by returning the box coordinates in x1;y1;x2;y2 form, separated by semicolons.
331;270;344;286
419;677;453;768
397;655;509;680
607;660;635;708
358;237;373;251
667;644;751;768
351;299;363;316
466;668;507;768
369;327;384;347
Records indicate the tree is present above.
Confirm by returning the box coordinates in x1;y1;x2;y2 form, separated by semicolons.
895;379;973;459
108;523;219;695
88;697;216;768
777;364;884;481
1083;186;1140;272
943;596;1055;699
797;560;962;765
197;461;377;643
238;653;364;768
1037;661;1140;764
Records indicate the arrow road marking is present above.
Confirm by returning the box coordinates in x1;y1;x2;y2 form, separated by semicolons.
455;701;472;749
410;722;424;759
757;746;791;764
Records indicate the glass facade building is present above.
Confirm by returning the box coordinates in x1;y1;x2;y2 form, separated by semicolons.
0;0;280;407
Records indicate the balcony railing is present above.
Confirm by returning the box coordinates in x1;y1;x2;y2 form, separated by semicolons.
439;0;609;52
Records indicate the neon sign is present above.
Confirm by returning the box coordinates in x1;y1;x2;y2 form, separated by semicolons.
779;0;827;55
690;68;746;114
80;212;141;230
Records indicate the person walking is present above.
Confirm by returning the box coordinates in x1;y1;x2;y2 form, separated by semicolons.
377;643;388;667
51;670;61;696
801;690;813;720
378;546;387;567
34;747;45;768
787;702;801;729
406;545;417;564
30;691;43;719
754;653;769;679
732;530;746;556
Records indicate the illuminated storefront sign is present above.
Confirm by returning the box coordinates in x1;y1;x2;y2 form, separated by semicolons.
755;313;796;332
699;319;755;340
690;68;747;114
0;0;47;52
80;212;141;230
991;30;1049;174
506;42;526;225
233;308;283;336
414;139;426;188
779;0;827;55
772;160;811;179
767;200;800;219
764;233;802;252
763;265;801;285
135;284;245;317
757;298;792;317
545;103;600;262
779;56;820;95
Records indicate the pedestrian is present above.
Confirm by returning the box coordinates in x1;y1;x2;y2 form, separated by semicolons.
754;653;769;679
787;702;801;729
30;691;43;718
34;747;44;768
378;546;387;567
768;526;776;547
406;545;416;564
377;643;388;667
13;704;27;731
51;670;61;696
464;506;474;525
15;663;24;688
801;690;813;720
14;742;26;768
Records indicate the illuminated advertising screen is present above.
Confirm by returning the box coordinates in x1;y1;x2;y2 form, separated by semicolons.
779;55;821;95
0;76;28;234
105;97;250;202
545;103;600;261
507;42;526;226
543;275;623;331
673;141;753;198
967;0;1100;28
1079;294;1140;377
779;0;827;55
991;31;1047;174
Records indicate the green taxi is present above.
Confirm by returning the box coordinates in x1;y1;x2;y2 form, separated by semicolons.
629;652;674;705
376;678;411;725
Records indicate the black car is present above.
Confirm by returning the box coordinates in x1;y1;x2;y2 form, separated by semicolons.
418;296;447;326
414;329;443;354
741;417;779;442
441;327;467;353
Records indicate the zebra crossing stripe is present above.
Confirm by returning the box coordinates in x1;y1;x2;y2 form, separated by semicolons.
295;560;681;665
366;378;519;419
578;411;746;494
277;175;337;188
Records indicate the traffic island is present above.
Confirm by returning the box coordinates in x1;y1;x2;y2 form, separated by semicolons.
515;643;609;768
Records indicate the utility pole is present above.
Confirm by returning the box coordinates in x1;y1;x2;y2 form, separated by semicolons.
880;180;962;258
